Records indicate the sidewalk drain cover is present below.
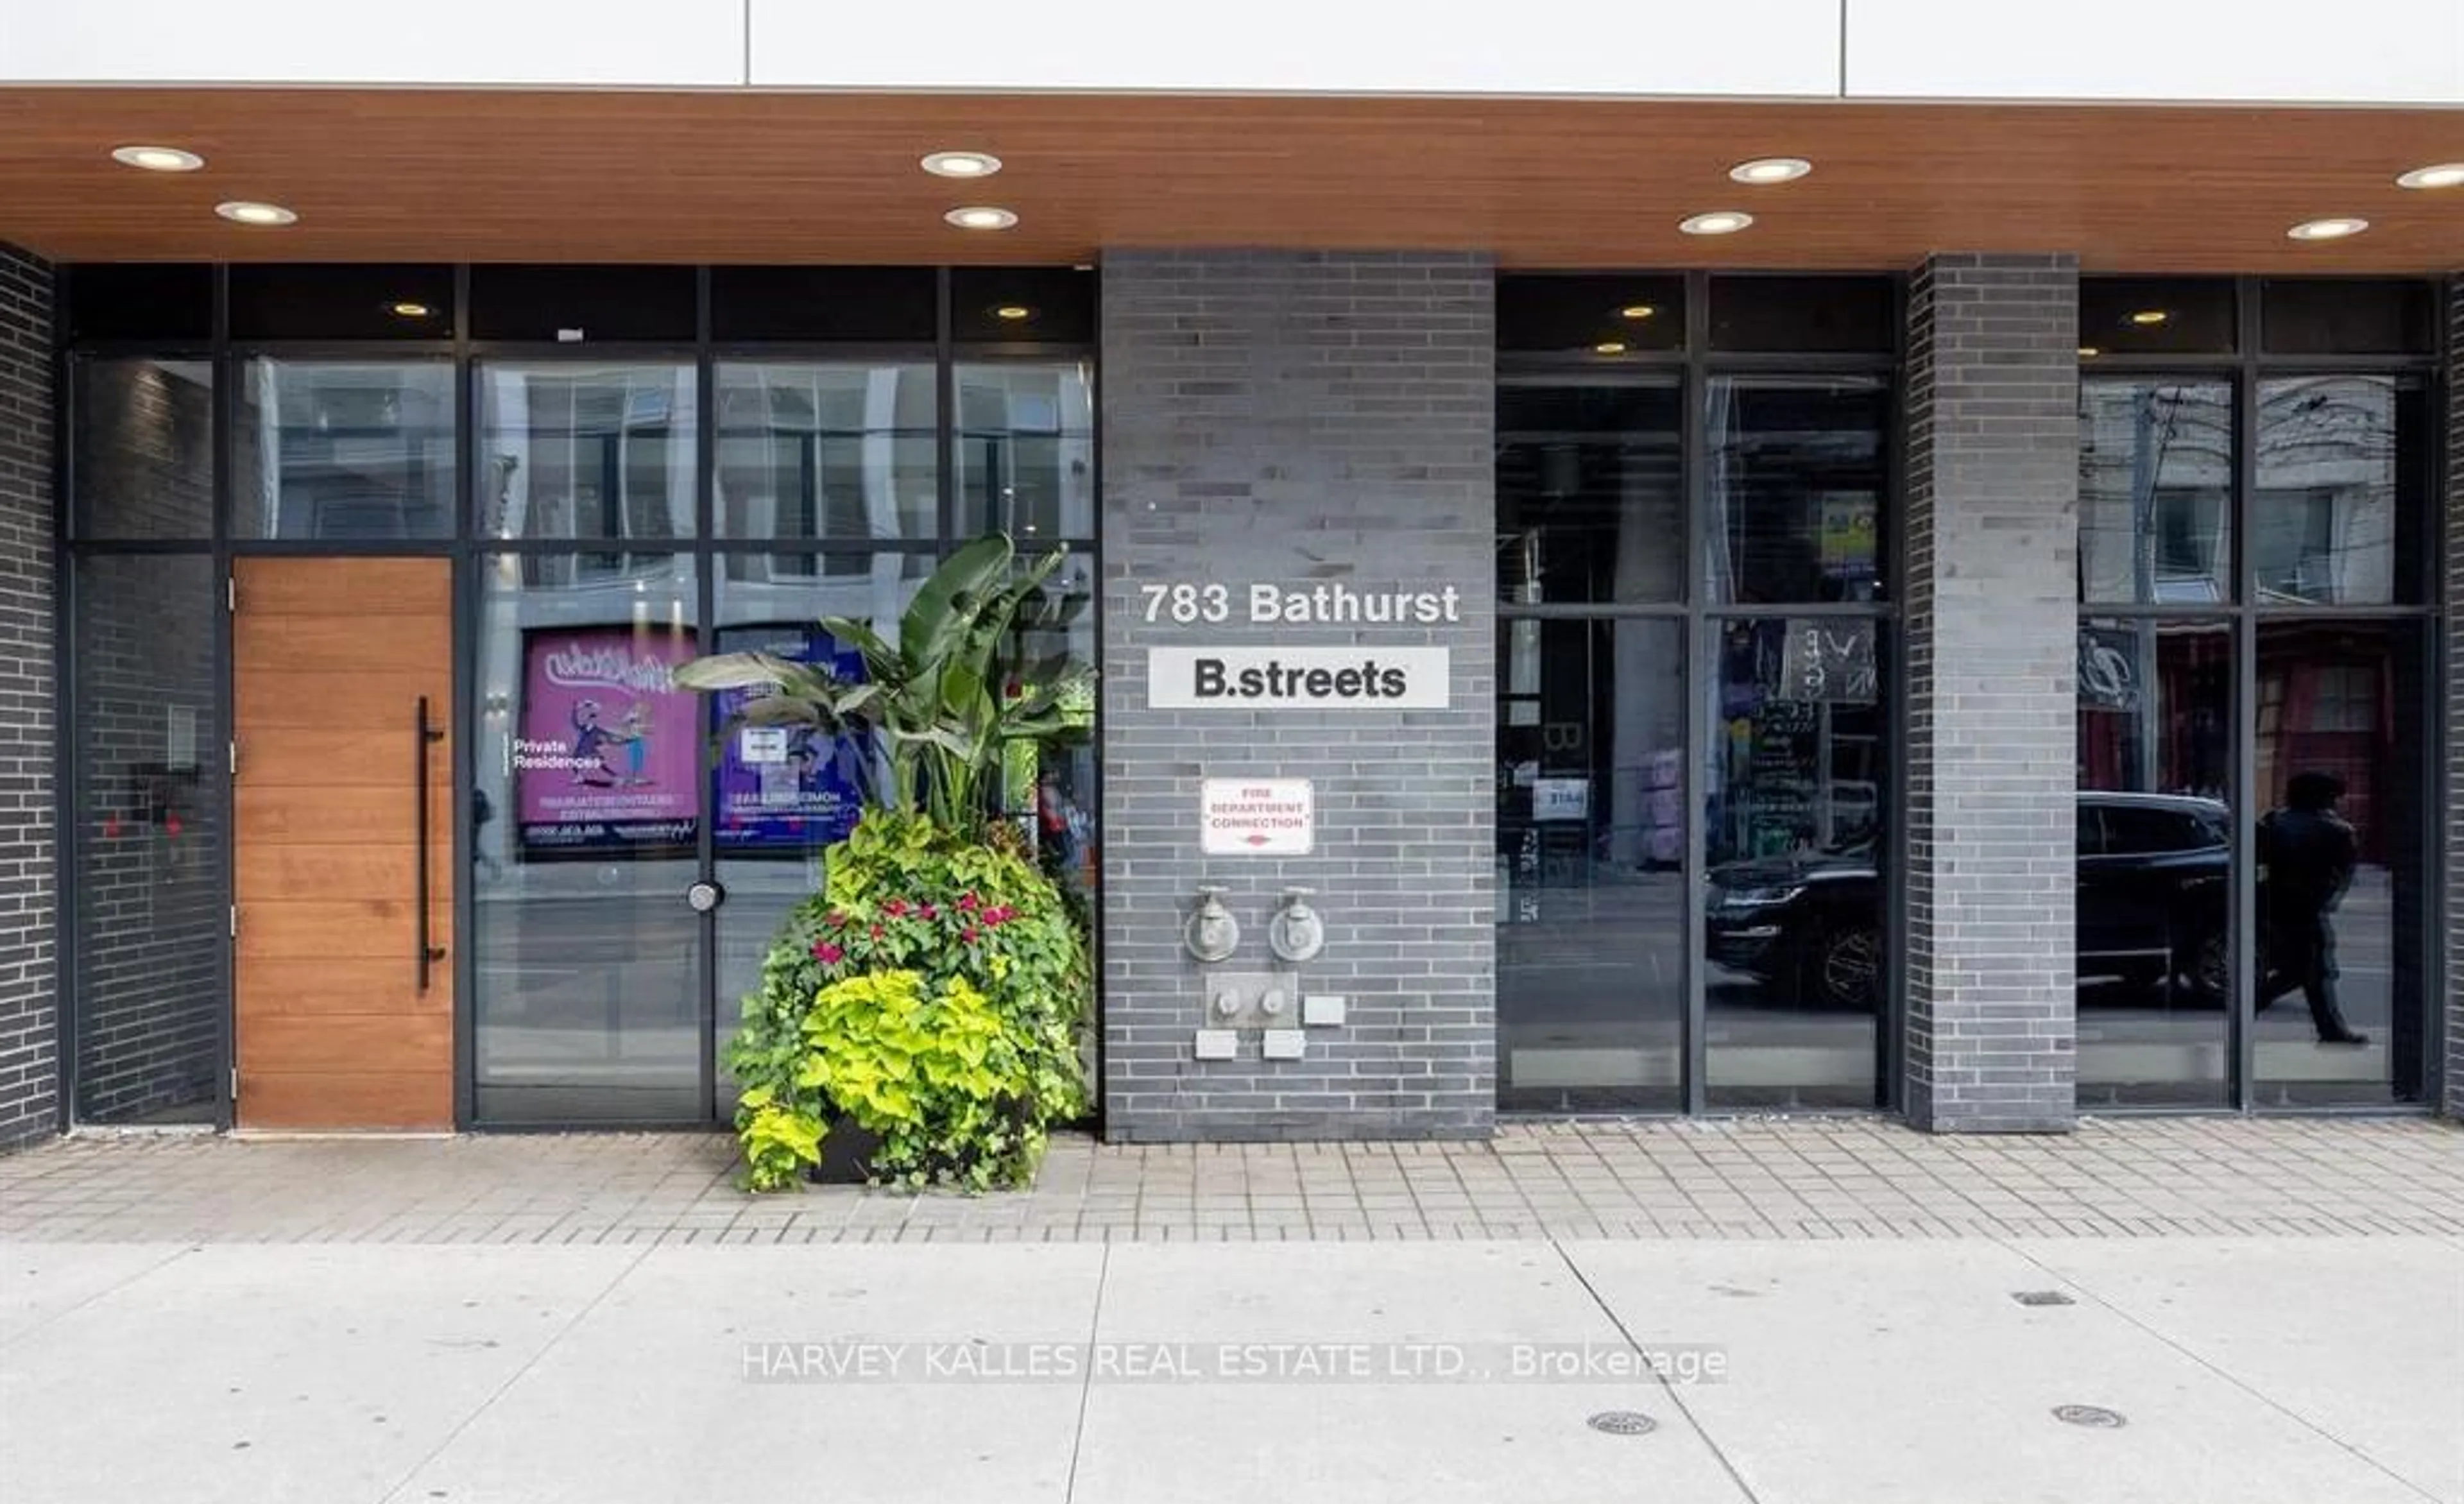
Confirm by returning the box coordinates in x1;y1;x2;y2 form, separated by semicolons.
1587;1411;1658;1436
2012;1290;2076;1307
2052;1405;2127;1429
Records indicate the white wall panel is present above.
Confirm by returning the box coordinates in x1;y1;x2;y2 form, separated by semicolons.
1845;0;2464;103
0;0;748;86
748;0;1844;96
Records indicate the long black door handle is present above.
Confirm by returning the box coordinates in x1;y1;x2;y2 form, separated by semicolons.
415;696;448;992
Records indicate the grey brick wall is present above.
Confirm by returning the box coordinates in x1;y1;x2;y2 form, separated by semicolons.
1098;250;1496;1141
2445;274;2461;1122
0;245;58;1149
1901;254;2079;1133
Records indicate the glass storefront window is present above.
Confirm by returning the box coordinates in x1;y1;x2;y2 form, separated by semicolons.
2252;376;2428;606
234;361;456;540
71;357;214;541
1702;616;1885;1109
714;362;937;541
72;555;225;1124
955;361;1095;540
2075;619;2234;1108
470;552;703;1124
711;553;933;1118
2080;278;2237;356
2250;621;2431;1107
477;363;697;544
2078;380;2234;604
1496;382;1682;606
1496;275;1687;356
1496;619;1686;1111
1704;377;1888;605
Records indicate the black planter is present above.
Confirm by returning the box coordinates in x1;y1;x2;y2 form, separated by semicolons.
808;1115;882;1185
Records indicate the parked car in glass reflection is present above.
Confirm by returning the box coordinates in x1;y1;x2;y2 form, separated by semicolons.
1707;792;2236;1008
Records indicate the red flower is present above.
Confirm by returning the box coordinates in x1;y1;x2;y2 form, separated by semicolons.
963;926;981;943
825;912;850;929
869;924;884;939
884;898;909;918
918;903;939;921
811;941;844;966
958;893;981;912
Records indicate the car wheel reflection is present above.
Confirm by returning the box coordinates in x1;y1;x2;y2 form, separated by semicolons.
1817;924;1882;1009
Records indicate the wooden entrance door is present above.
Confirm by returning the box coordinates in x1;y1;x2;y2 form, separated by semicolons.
232;559;454;1129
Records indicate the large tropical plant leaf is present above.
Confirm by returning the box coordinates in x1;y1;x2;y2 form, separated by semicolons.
671;651;821;692
898;534;1014;678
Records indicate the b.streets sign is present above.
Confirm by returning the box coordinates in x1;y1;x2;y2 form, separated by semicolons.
1150;647;1449;710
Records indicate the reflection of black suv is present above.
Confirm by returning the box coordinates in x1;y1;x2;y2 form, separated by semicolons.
1707;792;2236;1009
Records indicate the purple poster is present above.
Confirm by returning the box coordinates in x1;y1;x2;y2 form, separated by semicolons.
712;624;869;853
513;626;698;855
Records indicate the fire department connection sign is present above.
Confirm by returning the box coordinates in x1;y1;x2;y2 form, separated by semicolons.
1201;779;1315;855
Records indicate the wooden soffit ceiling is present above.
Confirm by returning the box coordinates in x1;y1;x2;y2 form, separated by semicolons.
1;88;2459;270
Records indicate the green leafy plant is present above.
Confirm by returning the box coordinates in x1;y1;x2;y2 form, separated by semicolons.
672;533;1092;832
722;808;1090;1191
757;969;1044;1193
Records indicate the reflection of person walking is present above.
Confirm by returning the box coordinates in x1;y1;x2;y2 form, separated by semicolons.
2257;771;2368;1046
472;785;504;881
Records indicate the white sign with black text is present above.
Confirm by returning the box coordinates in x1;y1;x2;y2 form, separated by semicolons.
1201;778;1315;855
1149;646;1451;710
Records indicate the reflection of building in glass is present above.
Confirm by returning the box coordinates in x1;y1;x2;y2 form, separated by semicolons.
237;361;456;540
2079;378;2404;605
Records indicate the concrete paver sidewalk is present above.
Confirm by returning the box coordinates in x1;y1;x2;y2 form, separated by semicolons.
2;1118;2459;1503
3;1115;2459;1243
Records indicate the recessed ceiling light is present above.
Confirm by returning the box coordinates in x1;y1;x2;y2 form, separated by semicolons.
1618;304;1657;321
2394;162;2464;190
1594;341;1629;355
921;151;1003;179
2286;216;2368;241
945;206;1018;231
1679;210;1754;235
2127;309;2169;326
1729;157;1811;185
993;305;1034;322
214;200;296;226
388;302;432;319
2078;346;2100;359
110;144;203;173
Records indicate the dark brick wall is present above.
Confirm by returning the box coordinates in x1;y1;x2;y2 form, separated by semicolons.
2445;275;2461;1121
1098;250;1496;1141
0;245;59;1149
1901;254;2080;1133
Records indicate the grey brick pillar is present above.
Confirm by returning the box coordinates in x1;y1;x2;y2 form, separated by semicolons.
2444;274;2462;1122
1901;255;2080;1133
0;244;58;1150
1097;251;1496;1141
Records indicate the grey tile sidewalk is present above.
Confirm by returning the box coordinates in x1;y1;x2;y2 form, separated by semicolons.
2;1116;2458;1245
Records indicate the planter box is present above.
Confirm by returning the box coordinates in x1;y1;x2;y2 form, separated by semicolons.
808;1116;882;1185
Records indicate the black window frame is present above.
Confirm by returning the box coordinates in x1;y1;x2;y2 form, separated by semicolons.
2075;273;2445;1113
1494;268;1906;1117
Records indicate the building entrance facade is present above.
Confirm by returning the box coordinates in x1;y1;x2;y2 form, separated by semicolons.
52;264;1099;1132
24;257;2460;1140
